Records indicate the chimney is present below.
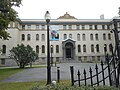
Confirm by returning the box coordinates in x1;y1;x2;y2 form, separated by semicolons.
100;14;104;19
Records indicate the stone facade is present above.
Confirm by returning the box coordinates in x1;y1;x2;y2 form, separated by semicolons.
0;13;119;66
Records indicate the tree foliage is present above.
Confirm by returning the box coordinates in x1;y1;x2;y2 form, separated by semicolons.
0;0;22;40
9;44;38;68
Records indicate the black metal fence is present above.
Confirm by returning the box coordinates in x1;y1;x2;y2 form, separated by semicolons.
70;55;120;87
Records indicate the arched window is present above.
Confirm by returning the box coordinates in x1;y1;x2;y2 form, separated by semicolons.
103;33;106;40
96;44;99;52
109;44;112;52
21;34;25;41
82;34;86;41
36;34;39;41
77;34;80;41
36;45;39;53
2;45;6;54
41;34;45;41
90;34;93;40
95;34;98;40
64;34;67;40
56;45;59;53
91;44;94;52
83;44;86;52
108;33;111;40
78;45;81;53
69;34;72;39
27;34;31;41
42;45;45;53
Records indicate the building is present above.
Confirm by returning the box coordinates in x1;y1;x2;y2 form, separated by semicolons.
0;12;119;66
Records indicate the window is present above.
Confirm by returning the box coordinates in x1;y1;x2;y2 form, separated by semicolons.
36;34;39;41
2;45;6;54
56;45;59;53
90;34;93;40
41;25;45;30
64;34;67;40
63;25;67;29
36;45;39;53
68;25;72;29
36;25;39;29
78;45;81;53
82;25;85;30
103;33;106;40
21;34;25;41
1;58;5;65
109;44;112;52
41;34;45;41
83;44;86;52
82;34;86;41
77;34;80;41
92;56;95;61
27;25;31;29
76;25;80;29
97;56;100;61
94;25;97;30
69;34;72;39
91;44;94;52
95;34;99;40
102;25;105;30
42;45;45;53
22;25;25;29
27;34;31;41
107;25;110;30
108;33;111;40
96;44;99;52
89;25;93;29
84;56;87;61
51;45;53;53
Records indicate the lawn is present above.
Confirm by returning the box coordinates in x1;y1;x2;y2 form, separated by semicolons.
0;68;24;81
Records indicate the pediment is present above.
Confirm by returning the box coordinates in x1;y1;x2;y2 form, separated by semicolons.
58;12;76;19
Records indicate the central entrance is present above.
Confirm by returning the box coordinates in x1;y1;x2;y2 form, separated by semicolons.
62;39;75;61
66;48;71;58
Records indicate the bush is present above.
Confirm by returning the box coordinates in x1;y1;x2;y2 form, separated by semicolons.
30;84;119;90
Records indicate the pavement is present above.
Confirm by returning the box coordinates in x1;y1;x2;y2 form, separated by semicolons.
0;63;109;85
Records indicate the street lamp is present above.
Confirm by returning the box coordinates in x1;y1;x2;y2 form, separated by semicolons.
104;44;107;63
45;11;51;84
51;45;53;66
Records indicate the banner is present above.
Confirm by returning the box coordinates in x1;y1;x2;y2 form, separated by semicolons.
50;25;59;40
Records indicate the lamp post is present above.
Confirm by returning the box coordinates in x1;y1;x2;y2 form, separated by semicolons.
45;11;51;84
51;45;53;66
104;44;107;63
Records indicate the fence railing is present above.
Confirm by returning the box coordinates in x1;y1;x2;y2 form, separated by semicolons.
70;55;119;87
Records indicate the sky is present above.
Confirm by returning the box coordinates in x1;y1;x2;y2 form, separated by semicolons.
14;0;120;19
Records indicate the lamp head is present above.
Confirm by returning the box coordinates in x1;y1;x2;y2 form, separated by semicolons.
45;11;51;22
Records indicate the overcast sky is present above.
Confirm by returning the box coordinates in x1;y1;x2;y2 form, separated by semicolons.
14;0;120;19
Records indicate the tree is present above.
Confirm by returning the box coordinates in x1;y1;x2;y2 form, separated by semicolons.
9;44;38;68
0;0;22;40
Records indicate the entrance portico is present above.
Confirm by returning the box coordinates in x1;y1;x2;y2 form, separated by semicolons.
62;39;75;61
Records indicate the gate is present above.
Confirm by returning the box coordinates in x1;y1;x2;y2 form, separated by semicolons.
70;46;120;87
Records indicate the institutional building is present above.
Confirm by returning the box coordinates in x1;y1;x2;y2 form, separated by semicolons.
0;12;119;66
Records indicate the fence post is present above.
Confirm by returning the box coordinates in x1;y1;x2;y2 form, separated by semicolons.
83;69;87;86
106;54;112;86
70;66;74;86
57;67;60;83
89;67;93;86
95;64;99;86
101;61;105;85
77;70;80;87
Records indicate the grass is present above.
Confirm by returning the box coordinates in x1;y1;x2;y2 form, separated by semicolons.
0;68;24;81
0;80;70;90
0;81;46;90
